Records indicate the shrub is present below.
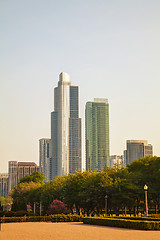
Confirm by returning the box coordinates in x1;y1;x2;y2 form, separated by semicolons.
149;214;160;218
104;216;160;222
49;214;81;222
0;210;29;217
82;217;160;230
0;211;15;217
47;200;71;215
0;214;81;223
14;210;28;217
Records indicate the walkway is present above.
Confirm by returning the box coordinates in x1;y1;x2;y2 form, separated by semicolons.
0;222;160;240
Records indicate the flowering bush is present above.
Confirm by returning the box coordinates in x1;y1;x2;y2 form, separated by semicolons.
47;200;71;215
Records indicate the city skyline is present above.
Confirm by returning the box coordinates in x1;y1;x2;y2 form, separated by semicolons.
1;1;160;173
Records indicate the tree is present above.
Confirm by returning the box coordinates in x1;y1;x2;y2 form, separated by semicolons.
0;197;13;210
78;170;113;215
127;156;160;213
12;181;42;211
20;172;45;184
40;175;67;213
10;156;160;215
47;199;70;215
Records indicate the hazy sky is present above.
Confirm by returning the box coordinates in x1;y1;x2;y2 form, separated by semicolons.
1;0;160;172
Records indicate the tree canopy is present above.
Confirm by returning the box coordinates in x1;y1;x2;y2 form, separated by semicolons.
19;171;45;184
11;156;160;215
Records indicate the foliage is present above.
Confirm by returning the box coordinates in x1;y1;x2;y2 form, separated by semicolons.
104;215;160;221
11;171;44;211
0;197;12;205
12;181;41;211
10;156;160;216
0;210;28;217
40;176;67;213
82;217;160;230
47;200;71;215
127;156;160;213
0;214;81;223
20;172;45;184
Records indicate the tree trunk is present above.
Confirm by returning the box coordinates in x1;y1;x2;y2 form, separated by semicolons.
134;207;136;216
155;203;157;214
125;207;127;216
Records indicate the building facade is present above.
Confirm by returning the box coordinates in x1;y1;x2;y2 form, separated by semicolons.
110;155;124;168
8;161;39;191
39;138;51;182
85;98;110;171
51;72;81;179
125;140;153;165
0;173;8;197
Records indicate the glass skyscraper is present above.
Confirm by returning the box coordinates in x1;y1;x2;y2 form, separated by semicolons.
51;72;81;179
39;138;51;182
85;98;110;171
69;86;81;174
125;140;153;165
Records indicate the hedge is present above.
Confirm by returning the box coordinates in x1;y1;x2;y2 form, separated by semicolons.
104;216;160;222
82;217;160;230
150;214;160;218
0;211;29;217
0;214;81;223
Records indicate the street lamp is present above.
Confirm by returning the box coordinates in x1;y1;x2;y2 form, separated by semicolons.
105;195;108;216
144;185;148;216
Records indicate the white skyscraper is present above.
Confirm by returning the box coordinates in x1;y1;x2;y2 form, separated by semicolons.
51;72;81;179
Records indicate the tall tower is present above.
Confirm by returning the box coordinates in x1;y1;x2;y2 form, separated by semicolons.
85;98;110;171
39;138;51;182
51;72;81;179
125;140;153;165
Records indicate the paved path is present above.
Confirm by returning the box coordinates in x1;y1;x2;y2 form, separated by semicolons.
0;222;160;240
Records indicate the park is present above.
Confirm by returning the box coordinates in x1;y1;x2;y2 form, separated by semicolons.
0;156;160;239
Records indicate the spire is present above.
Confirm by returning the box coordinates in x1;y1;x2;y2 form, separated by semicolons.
59;72;71;85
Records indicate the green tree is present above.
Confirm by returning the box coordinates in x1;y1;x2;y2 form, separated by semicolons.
40;176;67;213
12;181;41;211
20;172;45;184
11;172;44;211
127;156;160;213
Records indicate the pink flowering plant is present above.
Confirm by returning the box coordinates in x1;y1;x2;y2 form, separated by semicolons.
47;199;71;215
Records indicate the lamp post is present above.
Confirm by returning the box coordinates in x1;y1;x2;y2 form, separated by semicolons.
144;185;148;216
105;195;108;216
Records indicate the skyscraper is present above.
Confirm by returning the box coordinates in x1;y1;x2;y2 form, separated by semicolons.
85;98;110;171
124;140;153;165
110;155;125;168
39;138;51;182
51;72;81;179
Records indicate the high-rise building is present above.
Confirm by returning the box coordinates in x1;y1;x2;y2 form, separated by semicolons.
39;138;51;182
51;72;81;179
85;98;110;171
8;161;39;191
110;155;125;168
125;140;153;165
0;173;8;197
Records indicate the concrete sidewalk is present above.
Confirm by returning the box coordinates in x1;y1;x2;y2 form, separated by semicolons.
0;222;160;240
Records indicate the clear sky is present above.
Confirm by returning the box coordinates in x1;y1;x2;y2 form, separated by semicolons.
1;0;160;173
